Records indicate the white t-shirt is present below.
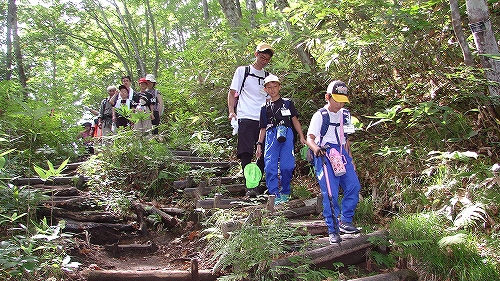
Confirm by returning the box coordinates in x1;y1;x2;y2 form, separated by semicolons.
230;65;269;121
307;106;349;146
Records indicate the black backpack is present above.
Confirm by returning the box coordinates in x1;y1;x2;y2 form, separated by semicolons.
234;66;269;112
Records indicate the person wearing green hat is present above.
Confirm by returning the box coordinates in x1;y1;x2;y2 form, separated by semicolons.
255;75;306;205
305;80;361;244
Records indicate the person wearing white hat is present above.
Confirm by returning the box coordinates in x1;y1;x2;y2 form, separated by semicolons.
146;74;164;135
227;43;275;197
255;75;306;205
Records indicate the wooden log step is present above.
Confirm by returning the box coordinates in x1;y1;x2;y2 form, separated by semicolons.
184;184;246;197
207;176;243;186
31;185;81;196
12;175;89;186
196;196;247;209
64;161;85;171
174;155;208;162
104;241;158;257
171;150;193;157
63;219;137;245
347;269;418;281
270;230;388;269
188;161;233;169
86;269;217;281
290;219;328;235
173;177;194;189
38;207;122;223
279;205;320;219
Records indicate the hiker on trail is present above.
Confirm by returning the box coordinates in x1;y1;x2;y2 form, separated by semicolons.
77;122;95;154
305;80;361;244
97;85;117;136
227;43;274;197
255;75;306;205
110;76;135;106
146;74;164;135
132;77;154;134
113;85;134;129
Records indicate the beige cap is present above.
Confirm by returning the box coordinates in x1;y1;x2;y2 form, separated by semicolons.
256;43;274;55
263;74;280;86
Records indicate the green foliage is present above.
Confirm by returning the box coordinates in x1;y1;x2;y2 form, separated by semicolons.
205;211;312;280
389;212;500;281
33;159;69;181
79;131;188;201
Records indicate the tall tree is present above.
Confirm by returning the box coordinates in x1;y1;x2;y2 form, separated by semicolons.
465;0;500;98
449;0;474;66
6;0;27;89
217;0;241;28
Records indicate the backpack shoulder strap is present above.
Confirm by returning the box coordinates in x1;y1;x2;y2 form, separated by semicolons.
239;65;251;94
318;108;330;146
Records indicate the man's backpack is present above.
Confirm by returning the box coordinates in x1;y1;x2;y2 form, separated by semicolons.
234;66;269;112
306;108;349;164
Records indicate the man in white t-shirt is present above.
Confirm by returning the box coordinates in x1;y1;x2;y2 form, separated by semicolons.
227;43;274;196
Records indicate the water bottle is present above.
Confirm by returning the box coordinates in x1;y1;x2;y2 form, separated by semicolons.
328;148;346;177
276;120;287;143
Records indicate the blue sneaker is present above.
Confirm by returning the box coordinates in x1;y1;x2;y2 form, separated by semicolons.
274;196;282;206
280;194;290;203
339;221;360;234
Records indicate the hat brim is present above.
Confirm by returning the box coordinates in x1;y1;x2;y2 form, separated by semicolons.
331;94;350;103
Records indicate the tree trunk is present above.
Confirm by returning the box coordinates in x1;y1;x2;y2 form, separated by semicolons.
246;0;257;28
5;0;14;80
202;0;209;21
449;0;474;66
465;0;500;98
217;0;241;27
145;0;159;75
275;0;316;68
8;0;27;89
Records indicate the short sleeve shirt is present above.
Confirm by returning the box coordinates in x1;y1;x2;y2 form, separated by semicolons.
230;65;270;121
259;98;298;129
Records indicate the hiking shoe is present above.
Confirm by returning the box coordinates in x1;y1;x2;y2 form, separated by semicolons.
339;221;360;234
245;188;257;198
280;194;290;204
274;196;283;206
329;233;342;244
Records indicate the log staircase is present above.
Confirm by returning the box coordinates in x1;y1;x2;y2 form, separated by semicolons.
10;150;418;281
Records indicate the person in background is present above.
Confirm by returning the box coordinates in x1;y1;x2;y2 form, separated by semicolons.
305;80;361;244
98;85;117;136
110;76;135;106
227;43;274;197
77;122;94;154
113;85;133;129
145;74;164;135
255;75;306;205
132;78;154;134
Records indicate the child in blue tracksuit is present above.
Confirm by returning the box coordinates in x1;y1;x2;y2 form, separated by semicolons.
255;75;306;205
306;80;361;244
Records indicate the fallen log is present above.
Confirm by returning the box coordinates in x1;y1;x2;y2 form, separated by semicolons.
278;205;319;219
132;202;181;229
347;269;418;281
271;230;388;269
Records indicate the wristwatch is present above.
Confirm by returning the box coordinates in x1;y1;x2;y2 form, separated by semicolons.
256;141;263;146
